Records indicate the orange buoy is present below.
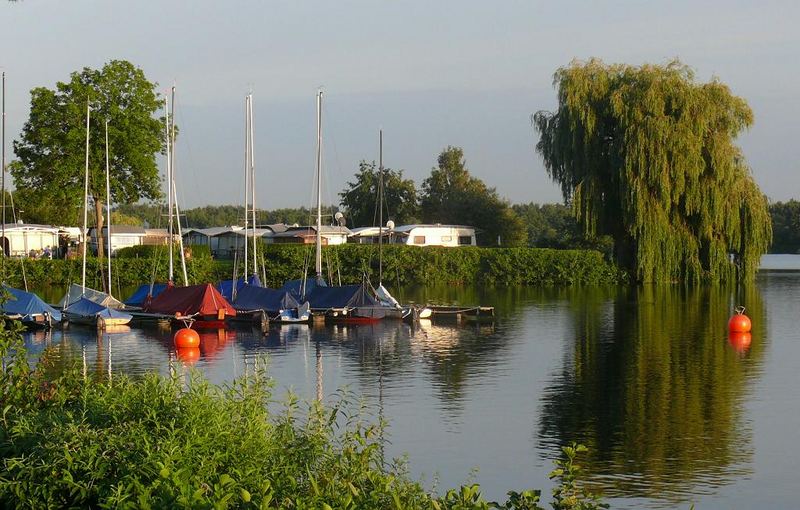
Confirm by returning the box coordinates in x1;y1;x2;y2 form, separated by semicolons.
728;331;752;353
176;347;201;364
174;327;200;348
728;306;752;333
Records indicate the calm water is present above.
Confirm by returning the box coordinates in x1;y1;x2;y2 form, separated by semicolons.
21;255;800;508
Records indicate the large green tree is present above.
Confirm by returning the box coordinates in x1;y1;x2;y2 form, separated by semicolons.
420;146;526;246
512;202;612;253
11;60;165;260
533;59;771;282
768;200;800;254
339;161;419;228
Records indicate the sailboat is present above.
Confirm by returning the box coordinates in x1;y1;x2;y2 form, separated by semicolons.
299;91;393;323
140;89;236;328
372;130;431;321
228;93;311;324
63;113;132;328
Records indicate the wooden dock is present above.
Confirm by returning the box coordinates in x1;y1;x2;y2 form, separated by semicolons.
427;305;495;322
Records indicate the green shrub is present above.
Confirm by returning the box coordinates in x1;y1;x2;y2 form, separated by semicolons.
0;336;606;510
0;245;625;290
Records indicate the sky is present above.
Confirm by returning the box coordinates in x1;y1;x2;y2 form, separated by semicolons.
1;0;799;210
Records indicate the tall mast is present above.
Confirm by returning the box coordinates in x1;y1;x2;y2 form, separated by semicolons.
378;129;384;286
315;90;323;283
249;93;258;279
164;96;173;283
170;86;188;286
105;120;112;297
2;72;6;263
243;95;249;282
81;100;90;294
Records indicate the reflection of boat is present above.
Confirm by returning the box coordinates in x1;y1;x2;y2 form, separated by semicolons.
197;328;235;358
63;297;133;328
1;285;62;329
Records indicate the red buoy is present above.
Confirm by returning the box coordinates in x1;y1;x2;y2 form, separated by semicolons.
728;331;752;353
174;327;200;348
176;347;201;364
728;306;752;333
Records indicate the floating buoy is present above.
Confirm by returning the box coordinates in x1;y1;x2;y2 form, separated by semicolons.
728;306;751;333
174;327;200;348
728;331;752;353
176;347;201;364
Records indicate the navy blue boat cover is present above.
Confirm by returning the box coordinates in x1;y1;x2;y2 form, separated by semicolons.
306;283;379;310
217;274;262;300
124;283;168;307
281;278;326;299
1;285;62;322
232;285;301;313
66;297;133;320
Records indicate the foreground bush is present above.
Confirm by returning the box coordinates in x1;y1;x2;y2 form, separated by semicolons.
0;329;606;509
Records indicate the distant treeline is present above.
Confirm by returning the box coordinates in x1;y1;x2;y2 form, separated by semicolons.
769;200;800;253
115;202;612;250
109;200;800;255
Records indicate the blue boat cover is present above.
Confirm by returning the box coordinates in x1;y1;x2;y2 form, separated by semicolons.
217;274;262;300
281;278;325;299
66;297;133;320
232;284;301;313
124;283;168;307
306;283;379;310
1;285;62;322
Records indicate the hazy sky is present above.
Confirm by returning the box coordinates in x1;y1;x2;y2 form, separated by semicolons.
2;0;798;209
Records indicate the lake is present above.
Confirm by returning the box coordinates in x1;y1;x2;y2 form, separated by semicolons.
19;254;800;508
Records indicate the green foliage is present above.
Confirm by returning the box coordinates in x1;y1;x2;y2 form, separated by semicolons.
421;147;528;247
0;256;225;291
339;160;420;227
115;203;338;230
512;203;612;254
11;60;165;230
110;210;144;227
0;336;606;509
256;244;625;288
768;200;800;253
534;59;772;282
549;444;608;510
0;246;624;289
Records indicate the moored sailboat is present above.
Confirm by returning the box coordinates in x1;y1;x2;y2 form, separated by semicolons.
62;106;131;328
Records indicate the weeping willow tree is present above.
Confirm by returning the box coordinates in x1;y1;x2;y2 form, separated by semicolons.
534;59;771;282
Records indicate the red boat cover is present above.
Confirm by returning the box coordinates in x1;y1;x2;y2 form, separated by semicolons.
144;283;236;318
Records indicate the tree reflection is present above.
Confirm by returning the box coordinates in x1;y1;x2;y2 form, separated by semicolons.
538;284;766;502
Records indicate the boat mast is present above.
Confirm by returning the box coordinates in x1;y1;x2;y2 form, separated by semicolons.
2;72;5;263
315;90;323;284
170;86;188;287
378;128;383;286
81;100;90;295
105;120;112;297
249;93;258;280
164;96;173;284
243;94;249;283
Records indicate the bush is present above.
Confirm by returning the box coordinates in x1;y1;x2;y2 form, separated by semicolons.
0;245;625;290
0;335;606;509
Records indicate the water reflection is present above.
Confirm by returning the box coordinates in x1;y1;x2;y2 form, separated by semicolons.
18;280;779;509
538;284;766;505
